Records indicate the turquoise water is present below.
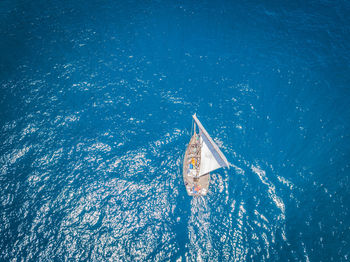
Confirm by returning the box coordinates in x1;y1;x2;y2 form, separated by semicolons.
1;0;350;260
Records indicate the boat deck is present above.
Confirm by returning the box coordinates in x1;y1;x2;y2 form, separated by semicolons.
183;133;210;196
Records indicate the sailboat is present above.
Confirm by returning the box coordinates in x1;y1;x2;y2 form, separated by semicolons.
183;114;230;196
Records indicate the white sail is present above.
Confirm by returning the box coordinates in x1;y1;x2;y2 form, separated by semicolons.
192;114;230;176
199;135;222;175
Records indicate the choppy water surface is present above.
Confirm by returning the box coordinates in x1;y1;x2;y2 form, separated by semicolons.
1;0;350;261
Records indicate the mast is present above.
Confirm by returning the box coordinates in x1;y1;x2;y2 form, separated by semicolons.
193;119;196;135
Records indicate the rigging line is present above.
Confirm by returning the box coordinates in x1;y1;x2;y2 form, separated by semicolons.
191;117;194;136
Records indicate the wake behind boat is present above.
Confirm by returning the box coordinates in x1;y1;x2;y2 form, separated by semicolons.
183;114;230;196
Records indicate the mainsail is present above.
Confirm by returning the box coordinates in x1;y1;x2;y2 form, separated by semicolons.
192;114;230;176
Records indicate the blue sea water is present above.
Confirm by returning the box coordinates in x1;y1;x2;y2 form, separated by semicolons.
1;0;350;260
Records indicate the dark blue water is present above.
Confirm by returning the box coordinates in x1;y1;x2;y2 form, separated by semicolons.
1;0;350;261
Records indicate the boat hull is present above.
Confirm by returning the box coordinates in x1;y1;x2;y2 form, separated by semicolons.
183;134;210;196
